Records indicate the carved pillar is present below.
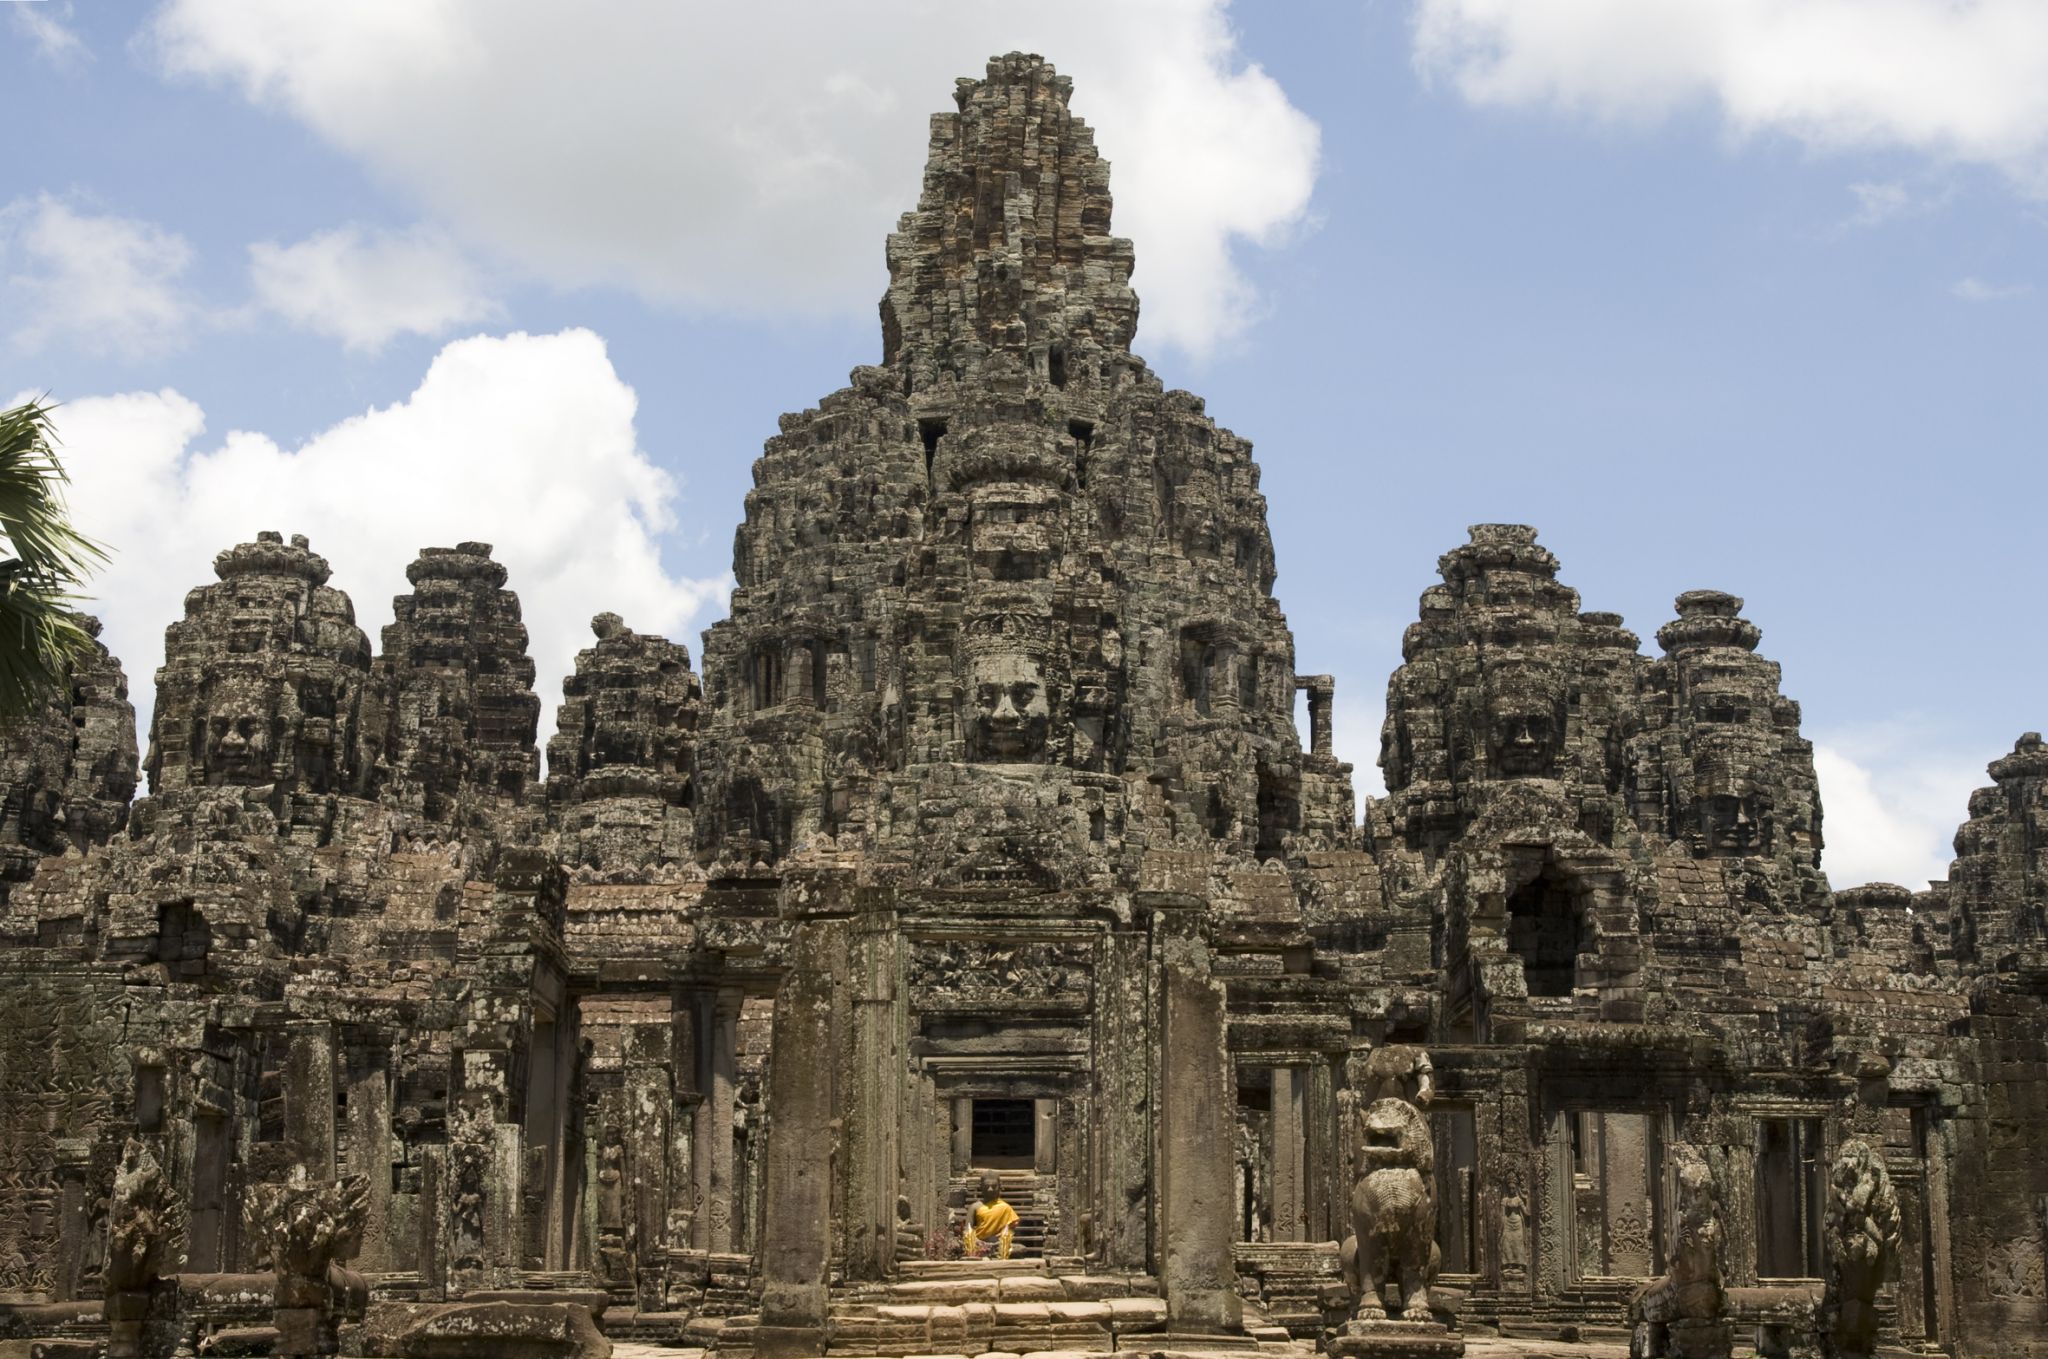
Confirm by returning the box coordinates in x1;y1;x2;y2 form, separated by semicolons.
1054;1093;1085;1255
1272;1066;1305;1243
785;642;815;709
1298;675;1335;759
1157;903;1241;1332
901;1071;934;1250
694;988;742;1252
51;1138;91;1301
344;1049;392;1272
624;1021;671;1284
1307;1056;1337;1243
843;899;901;1280
1096;926;1152;1270
1540;1109;1573;1297
284;1021;337;1180
416;1146;445;1297
952;1098;973;1175
756;916;844;1359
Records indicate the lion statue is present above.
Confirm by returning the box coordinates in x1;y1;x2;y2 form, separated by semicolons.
1340;1045;1438;1321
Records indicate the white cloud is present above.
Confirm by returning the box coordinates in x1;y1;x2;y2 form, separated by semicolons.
28;329;730;769
14;4;88;70
1413;0;2048;196
147;0;1319;359
1950;274;2032;302
3;195;196;357
248;223;500;352
1847;180;1914;228
1812;723;1985;890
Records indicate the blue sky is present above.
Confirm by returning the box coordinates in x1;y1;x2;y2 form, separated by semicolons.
5;0;2045;889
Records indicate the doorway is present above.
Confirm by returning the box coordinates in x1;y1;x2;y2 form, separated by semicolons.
971;1098;1035;1169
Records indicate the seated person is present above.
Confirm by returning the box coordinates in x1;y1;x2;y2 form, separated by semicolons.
962;1173;1019;1259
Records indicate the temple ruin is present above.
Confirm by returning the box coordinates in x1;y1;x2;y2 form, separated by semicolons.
0;53;2043;1359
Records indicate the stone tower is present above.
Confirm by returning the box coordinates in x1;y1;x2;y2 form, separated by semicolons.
144;531;372;818
696;52;1349;886
370;542;542;838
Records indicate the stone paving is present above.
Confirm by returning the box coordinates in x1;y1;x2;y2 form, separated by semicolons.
605;1343;1627;1359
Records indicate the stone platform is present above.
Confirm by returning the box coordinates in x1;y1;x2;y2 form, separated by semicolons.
1325;1316;1465;1359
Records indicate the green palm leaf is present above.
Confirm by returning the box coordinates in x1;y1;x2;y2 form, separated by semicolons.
0;397;109;722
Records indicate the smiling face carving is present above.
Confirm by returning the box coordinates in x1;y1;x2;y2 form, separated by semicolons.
205;710;274;783
1704;791;1768;856
970;651;1049;761
1489;704;1558;779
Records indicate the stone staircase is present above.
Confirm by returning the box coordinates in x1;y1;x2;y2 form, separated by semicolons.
1232;1241;1345;1338
826;1262;1162;1357
1491;1278;1637;1344
616;1251;760;1353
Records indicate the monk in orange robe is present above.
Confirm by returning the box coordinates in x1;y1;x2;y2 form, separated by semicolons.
962;1174;1019;1259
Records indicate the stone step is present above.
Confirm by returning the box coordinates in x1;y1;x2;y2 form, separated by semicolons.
899;1259;1054;1278
847;1277;1164;1309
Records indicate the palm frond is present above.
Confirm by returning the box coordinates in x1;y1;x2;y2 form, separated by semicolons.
0;398;110;721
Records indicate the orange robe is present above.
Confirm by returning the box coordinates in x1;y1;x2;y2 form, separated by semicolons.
963;1197;1019;1258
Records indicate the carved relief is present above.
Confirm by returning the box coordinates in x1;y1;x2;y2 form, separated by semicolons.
909;937;1092;1006
0;986;123;1298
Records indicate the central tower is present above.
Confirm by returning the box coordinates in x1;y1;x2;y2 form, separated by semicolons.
695;53;1352;888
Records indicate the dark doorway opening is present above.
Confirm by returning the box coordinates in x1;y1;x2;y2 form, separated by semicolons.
1755;1116;1825;1278
971;1098;1035;1168
1507;867;1583;997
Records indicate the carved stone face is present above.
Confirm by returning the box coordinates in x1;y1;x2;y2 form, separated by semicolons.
970;652;1049;761
1488;705;1558;779
1693;691;1751;727
1703;792;1767;856
969;482;1058;581
205;710;273;783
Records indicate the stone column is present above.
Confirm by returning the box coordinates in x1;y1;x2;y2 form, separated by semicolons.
902;1072;936;1250
344;1049;393;1271
1055;1094;1085;1255
1095;927;1152;1270
284;1021;338;1179
843;902;902;1280
952;1098;973;1174
52;1137;91;1301
1298;676;1336;758
416;1146;445;1296
1541;1110;1573;1296
1035;1100;1058;1173
1271;1066;1305;1243
1598;1114;1653;1276
1307;1057;1337;1243
757;917;845;1359
785;642;815;709
694;988;743;1252
624;1023;671;1282
1157;905;1241;1333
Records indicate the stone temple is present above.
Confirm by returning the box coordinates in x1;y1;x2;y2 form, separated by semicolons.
1;53;2044;1359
